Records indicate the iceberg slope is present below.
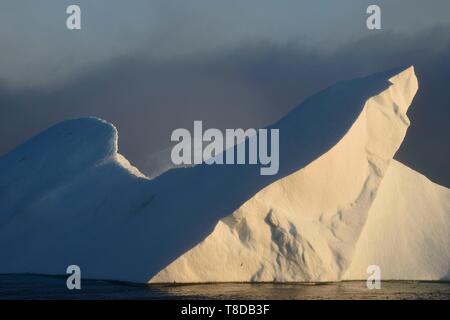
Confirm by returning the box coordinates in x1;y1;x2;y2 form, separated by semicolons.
153;159;450;282
152;67;423;282
344;160;450;280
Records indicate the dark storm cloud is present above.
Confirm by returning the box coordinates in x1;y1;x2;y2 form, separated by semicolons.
0;26;449;185
2;0;450;88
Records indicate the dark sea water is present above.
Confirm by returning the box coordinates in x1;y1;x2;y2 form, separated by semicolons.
0;274;449;300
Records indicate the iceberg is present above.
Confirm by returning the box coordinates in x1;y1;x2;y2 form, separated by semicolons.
0;66;448;283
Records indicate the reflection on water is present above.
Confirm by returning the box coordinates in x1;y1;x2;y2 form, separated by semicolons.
0;274;449;300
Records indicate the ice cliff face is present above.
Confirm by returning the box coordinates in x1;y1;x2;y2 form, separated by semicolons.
0;66;448;283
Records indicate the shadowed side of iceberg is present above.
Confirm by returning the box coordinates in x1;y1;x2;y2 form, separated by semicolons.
0;118;119;226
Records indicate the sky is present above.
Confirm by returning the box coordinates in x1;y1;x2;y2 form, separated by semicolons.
0;0;449;185
1;0;449;88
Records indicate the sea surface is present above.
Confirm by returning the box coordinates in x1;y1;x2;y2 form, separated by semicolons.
0;274;449;300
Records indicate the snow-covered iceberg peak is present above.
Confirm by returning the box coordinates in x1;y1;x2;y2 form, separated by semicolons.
0;118;111;224
0;117;146;224
1;117;118;173
150;66;421;282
